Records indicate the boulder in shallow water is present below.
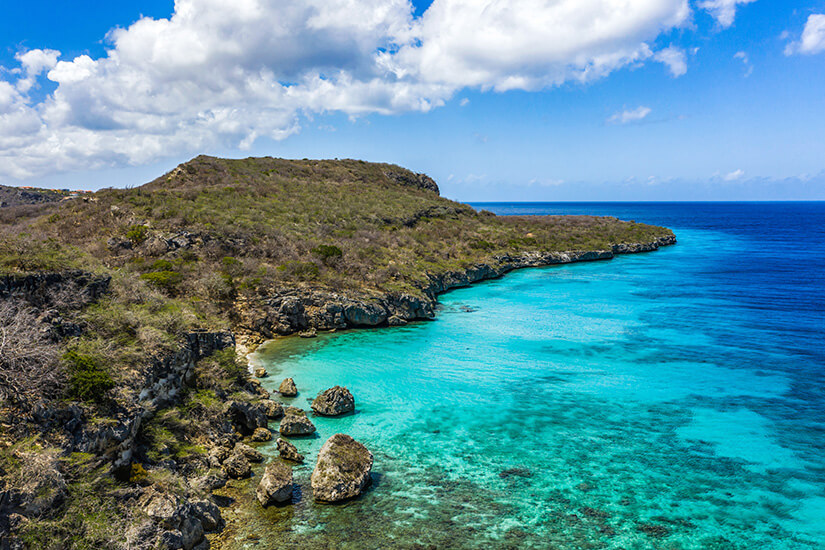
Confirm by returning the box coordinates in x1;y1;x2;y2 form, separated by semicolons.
276;438;304;462
279;411;316;436
251;427;272;442
256;461;294;506
311;433;373;502
311;386;355;416
278;377;297;396
260;399;284;419
234;442;264;463
254;367;267;378
222;452;251;479
284;406;305;416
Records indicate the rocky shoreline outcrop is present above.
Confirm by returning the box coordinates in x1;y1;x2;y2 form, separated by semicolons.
278;408;316;436
310;434;373;503
311;386;355;417
235;235;676;346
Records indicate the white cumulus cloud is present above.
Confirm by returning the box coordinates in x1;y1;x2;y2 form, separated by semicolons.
0;0;742;180
607;106;652;125
654;46;688;77
698;0;757;28
785;14;825;56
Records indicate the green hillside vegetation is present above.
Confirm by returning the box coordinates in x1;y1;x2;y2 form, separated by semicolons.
2;155;669;291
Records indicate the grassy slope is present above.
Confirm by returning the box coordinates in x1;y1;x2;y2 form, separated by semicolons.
2;155;672;292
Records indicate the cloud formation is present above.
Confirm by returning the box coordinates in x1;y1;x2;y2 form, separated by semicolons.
654;46;688;77
698;0;757;28
733;51;753;76
607;106;652;125
0;0;744;180
785;14;825;56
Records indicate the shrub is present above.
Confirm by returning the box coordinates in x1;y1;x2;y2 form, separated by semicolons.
311;244;343;265
277;260;319;280
125;225;149;245
64;351;114;403
470;239;495;250
140;270;183;290
129;463;148;484
221;256;241;269
0;300;63;404
149;259;174;271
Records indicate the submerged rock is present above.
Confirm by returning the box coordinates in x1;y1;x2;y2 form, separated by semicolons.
498;467;533;479
311;434;373;503
256;461;293;506
278;377;298;396
251;427;272;442
276;438;304;463
279;410;316;436
222;452;251;479
637;523;671;538
311;386;355;417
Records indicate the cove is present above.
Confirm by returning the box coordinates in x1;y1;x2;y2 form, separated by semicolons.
222;203;825;550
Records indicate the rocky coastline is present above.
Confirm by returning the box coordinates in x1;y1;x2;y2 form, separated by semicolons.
235;234;677;352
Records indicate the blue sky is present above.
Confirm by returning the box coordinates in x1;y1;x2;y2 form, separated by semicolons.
1;0;824;200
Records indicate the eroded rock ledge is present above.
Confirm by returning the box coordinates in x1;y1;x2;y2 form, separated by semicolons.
236;235;676;346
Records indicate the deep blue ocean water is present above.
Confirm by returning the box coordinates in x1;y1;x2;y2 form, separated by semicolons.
240;202;825;549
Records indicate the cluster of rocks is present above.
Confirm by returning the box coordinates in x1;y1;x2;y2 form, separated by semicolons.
249;378;371;507
136;488;224;550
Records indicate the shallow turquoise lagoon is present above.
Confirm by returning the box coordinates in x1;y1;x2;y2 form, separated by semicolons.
239;204;825;549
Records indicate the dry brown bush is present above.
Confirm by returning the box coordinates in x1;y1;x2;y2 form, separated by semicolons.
0;300;63;404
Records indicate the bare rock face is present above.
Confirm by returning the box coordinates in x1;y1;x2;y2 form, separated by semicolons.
310;434;373;503
311;386;355;417
278;377;297;396
222;452;251;479
279;408;316;436
252;427;273;442
256;461;293;506
276;438;304;462
234;442;264;463
260;399;284;419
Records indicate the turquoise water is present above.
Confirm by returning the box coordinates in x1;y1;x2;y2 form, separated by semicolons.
242;203;825;549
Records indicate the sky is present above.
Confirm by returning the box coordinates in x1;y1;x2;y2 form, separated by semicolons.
1;0;824;201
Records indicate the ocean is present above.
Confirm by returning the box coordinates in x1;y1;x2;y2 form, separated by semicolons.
234;202;825;549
